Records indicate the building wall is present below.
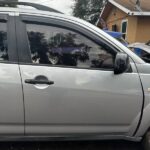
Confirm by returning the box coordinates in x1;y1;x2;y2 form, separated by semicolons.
136;17;150;43
127;16;138;43
103;6;150;43
104;7;137;43
106;7;127;32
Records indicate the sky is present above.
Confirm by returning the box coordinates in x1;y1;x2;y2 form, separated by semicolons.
19;0;75;15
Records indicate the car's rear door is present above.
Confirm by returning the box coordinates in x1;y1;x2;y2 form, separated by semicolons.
17;14;143;137
0;13;24;135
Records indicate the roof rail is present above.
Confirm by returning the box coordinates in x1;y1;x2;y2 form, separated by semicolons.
0;1;63;14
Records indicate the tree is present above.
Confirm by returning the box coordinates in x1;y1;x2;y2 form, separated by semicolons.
73;0;107;25
72;0;89;21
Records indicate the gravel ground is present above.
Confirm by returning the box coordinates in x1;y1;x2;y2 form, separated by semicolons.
0;141;143;150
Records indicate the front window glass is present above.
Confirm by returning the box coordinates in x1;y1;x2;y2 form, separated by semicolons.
26;24;115;69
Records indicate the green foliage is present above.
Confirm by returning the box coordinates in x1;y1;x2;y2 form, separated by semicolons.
73;0;106;24
73;0;89;20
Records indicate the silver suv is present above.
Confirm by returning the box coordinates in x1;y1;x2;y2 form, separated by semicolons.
0;1;150;150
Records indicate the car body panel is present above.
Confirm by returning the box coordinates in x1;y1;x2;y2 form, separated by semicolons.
0;63;24;135
0;12;24;135
16;12;144;139
19;64;143;136
133;64;150;137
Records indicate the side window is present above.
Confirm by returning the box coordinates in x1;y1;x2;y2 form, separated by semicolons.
0;21;8;61
26;23;115;70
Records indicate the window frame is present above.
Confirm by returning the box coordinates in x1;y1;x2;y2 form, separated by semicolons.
0;14;18;63
17;15;120;71
121;19;128;40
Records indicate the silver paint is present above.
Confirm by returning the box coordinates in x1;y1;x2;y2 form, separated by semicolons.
20;65;143;136
0;7;149;141
0;64;24;135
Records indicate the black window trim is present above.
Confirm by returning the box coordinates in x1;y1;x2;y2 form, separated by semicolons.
17;15;120;71
0;15;7;22
0;14;18;64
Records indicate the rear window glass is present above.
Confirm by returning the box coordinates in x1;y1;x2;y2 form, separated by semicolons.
0;21;8;61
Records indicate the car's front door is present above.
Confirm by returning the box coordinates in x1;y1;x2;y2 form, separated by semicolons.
0;14;24;135
18;15;143;137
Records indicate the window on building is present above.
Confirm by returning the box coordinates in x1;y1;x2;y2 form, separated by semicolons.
26;23;116;70
112;24;117;32
121;20;128;40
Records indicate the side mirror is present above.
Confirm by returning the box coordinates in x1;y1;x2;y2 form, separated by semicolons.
114;53;130;74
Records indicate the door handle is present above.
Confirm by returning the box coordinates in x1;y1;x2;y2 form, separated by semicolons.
25;75;54;85
25;79;54;85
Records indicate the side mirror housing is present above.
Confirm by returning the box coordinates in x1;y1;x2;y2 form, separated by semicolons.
114;53;130;74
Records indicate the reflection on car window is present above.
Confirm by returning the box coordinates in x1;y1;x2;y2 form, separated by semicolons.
26;24;115;69
0;22;8;61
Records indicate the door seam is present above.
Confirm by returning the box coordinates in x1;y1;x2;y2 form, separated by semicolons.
14;13;26;135
133;63;145;136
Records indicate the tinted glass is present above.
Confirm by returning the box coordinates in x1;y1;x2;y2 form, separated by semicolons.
27;24;115;69
0;22;8;61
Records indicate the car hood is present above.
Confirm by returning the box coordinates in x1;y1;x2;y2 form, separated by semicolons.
136;63;150;74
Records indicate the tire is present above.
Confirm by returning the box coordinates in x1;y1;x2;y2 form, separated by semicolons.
143;131;150;150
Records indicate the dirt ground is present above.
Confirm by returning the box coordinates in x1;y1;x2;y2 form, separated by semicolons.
0;141;143;150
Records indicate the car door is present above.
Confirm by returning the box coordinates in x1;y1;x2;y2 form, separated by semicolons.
17;15;143;137
0;13;24;135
